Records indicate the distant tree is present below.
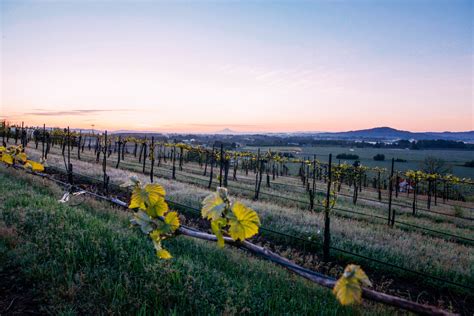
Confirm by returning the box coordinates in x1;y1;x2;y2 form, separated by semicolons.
464;160;474;168
420;156;452;175
373;154;385;161
395;158;407;163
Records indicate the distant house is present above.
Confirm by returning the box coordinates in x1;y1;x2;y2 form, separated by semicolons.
398;179;413;192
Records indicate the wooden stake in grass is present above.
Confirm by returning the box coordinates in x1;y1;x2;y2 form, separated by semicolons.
388;158;394;226
208;145;215;189
142;140;147;174
219;144;224;187
150;136;155;183
41;124;46;160
172;143;177;180
103;131;108;193
323;153;332;262
116;136;122;169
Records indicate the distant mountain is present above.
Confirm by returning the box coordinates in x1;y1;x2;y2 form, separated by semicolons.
314;127;474;142
215;128;241;135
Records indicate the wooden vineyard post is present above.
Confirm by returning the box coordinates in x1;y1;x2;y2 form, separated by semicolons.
224;156;230;188
102;131;109;193
208;145;215;189
179;146;184;171
67;127;73;185
150;136;155;183
395;172;399;198
254;148;261;200
323;154;332;262
427;178;432;210
203;150;208;176
41;124;46;160
172;143;177;180
377;170;382;201
142;140;147;174
14;123;18;144
219;144;224;187
77;131;82;160
1;120;5;146
121;139;126;160
309;155;317;211
434;178;437;206
388;158;394;226
232;154;238;181
116;136;122;168
412;176;418;215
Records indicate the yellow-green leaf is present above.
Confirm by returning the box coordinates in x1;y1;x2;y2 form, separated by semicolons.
17;152;27;163
156;248;172;259
2;154;13;165
145;183;166;204
333;265;371;305
211;217;227;248
25;160;44;172
129;183;166;210
228;202;260;241
155;211;180;234
146;198;168;218
164;211;180;231
129;185;147;210
201;192;225;220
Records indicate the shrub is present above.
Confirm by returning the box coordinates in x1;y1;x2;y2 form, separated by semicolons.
464;160;474;168
373;154;385;161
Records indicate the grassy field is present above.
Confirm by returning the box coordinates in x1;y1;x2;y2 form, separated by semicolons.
0;167;400;315
15;141;473;314
242;145;474;179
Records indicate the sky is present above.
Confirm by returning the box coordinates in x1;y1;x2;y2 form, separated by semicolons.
1;0;473;133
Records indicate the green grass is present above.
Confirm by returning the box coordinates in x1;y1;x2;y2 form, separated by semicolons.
0;167;395;315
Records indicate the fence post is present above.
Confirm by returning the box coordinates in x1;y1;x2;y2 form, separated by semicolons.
103;131;108;194
41;124;46;160
142;140;147;174
208;145;215;189
388;158;394;226
323;154;332;262
67;127;73;185
254;148;261;200
116;136;122;168
150;136;155;183
219;144;224;187
309;155;316;210
172;143;177;179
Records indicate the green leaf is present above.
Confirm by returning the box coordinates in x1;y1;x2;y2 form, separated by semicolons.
130;211;154;234
228;202;260;241
201;192;225;220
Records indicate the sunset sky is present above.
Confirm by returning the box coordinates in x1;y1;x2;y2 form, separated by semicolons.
1;0;473;133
